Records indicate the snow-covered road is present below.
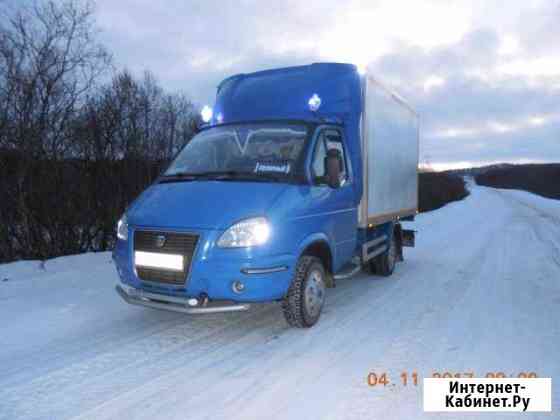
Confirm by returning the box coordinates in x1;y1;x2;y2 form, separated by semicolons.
1;185;559;420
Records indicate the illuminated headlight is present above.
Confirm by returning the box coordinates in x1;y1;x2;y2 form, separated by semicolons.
117;214;128;241
217;217;270;248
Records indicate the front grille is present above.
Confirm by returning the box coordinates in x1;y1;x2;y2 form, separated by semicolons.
134;230;199;285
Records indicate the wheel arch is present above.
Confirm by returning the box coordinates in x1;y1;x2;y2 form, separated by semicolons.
297;233;334;275
296;234;335;288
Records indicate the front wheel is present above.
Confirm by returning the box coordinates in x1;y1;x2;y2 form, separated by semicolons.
282;256;326;328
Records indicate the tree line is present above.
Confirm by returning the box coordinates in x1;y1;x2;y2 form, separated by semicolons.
0;1;198;262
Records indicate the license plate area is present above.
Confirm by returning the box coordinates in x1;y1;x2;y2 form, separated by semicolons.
135;251;184;271
133;230;199;285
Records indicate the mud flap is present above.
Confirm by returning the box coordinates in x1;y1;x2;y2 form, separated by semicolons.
402;229;415;247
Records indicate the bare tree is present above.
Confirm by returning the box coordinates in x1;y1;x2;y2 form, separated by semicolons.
0;1;197;262
0;0;111;260
0;0;111;155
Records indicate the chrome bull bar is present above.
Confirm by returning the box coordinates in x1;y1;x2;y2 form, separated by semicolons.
115;285;250;314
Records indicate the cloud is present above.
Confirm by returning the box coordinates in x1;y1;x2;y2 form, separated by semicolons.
365;22;560;166
92;0;560;167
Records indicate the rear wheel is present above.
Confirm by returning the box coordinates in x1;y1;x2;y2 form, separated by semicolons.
282;256;326;328
375;235;398;276
365;258;377;274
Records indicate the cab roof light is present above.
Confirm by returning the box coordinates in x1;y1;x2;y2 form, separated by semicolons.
201;105;213;123
308;93;321;112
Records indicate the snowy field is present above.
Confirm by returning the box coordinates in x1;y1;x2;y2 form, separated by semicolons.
1;185;559;420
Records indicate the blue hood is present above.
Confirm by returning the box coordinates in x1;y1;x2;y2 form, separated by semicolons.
127;181;289;230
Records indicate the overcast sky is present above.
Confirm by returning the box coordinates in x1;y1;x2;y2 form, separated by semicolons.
16;0;560;168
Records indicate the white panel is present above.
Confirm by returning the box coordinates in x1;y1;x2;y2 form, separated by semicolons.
424;378;551;412
362;75;418;223
135;251;184;271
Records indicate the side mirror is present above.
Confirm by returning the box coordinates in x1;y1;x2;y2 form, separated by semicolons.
324;149;341;188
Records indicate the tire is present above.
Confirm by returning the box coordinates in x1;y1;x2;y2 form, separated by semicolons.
282;256;326;328
365;259;377;274
375;235;398;277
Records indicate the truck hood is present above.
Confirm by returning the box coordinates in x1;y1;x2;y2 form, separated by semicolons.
127;181;289;230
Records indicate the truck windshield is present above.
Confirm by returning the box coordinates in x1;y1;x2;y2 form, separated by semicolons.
163;123;309;182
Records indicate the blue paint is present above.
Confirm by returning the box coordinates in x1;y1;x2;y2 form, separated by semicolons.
113;63;397;304
213;63;363;202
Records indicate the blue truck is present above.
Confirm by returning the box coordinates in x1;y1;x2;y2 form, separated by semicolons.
114;63;419;328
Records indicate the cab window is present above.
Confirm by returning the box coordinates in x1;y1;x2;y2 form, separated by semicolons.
311;129;348;185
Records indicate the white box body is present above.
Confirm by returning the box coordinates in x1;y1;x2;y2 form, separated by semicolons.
359;74;419;226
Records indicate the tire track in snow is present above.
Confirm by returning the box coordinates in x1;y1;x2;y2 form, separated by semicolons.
2;186;559;420
67;272;406;420
83;188;512;420
3;262;395;420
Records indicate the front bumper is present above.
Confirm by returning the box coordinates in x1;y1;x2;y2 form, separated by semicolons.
113;228;296;303
115;284;250;314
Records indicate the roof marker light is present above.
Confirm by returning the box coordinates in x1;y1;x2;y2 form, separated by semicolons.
201;105;213;123
308;94;321;112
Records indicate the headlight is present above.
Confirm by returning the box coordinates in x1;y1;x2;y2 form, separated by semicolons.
117;214;128;241
217;217;270;248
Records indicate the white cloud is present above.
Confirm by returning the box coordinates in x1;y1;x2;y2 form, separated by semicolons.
529;116;546;126
488;121;516;134
91;0;560;166
498;34;521;56
497;57;560;77
317;0;474;66
423;75;445;92
431;127;480;139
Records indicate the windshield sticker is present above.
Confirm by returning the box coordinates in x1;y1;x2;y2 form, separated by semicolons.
233;128;250;154
254;161;291;174
234;127;307;156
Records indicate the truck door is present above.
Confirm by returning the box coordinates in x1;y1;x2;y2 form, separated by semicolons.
310;128;357;269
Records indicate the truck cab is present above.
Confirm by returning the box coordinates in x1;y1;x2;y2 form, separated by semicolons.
114;63;418;327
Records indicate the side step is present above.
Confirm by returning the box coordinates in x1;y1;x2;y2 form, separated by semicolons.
333;257;362;280
362;235;388;262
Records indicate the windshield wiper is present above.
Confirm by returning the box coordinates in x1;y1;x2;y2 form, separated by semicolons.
210;171;286;182
159;170;287;183
158;172;199;183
